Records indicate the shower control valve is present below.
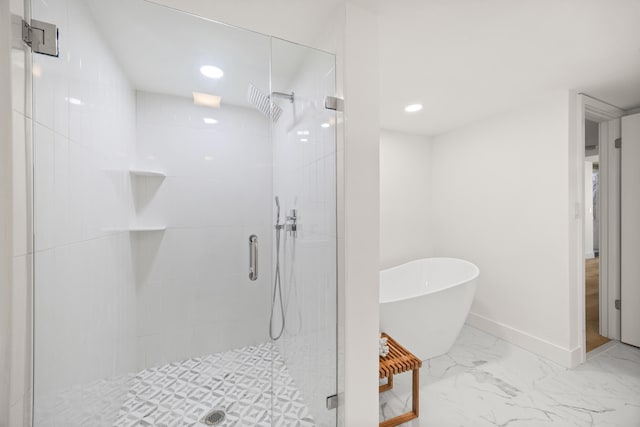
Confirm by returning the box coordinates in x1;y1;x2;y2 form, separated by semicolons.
285;209;297;237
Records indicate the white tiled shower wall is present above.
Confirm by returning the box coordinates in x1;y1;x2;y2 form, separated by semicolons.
272;43;337;425
133;91;273;369
30;0;138;422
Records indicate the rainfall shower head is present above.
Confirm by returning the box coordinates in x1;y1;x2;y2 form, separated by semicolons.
248;83;283;123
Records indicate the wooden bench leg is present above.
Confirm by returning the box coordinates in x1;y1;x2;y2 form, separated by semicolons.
412;367;419;417
379;374;394;392
379;369;420;427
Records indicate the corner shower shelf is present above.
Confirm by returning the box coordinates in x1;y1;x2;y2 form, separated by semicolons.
128;169;165;233
102;226;166;232
129;226;167;232
129;169;166;178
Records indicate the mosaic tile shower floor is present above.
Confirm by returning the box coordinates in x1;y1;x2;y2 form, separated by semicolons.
35;343;315;427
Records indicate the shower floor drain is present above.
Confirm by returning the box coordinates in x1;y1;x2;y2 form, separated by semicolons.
202;409;226;426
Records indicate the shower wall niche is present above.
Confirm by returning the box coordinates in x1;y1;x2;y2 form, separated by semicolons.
30;0;337;425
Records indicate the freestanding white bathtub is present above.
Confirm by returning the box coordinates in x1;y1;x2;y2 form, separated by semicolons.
380;258;479;360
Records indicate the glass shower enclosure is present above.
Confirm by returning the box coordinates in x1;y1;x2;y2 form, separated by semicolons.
30;0;337;425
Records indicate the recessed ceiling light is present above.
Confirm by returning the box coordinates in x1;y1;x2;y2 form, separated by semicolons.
200;65;224;79
193;92;222;108
300;138;308;142
203;117;218;124
297;130;310;135
404;104;423;113
204;155;213;161
321;123;330;128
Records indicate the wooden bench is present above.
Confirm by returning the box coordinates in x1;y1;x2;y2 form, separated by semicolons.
379;332;422;427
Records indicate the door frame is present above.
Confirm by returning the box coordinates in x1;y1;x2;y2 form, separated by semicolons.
574;94;624;363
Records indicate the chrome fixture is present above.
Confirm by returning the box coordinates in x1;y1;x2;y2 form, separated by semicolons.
286;209;297;237
21;18;59;57
326;394;338;410
324;95;344;111
247;84;296;123
271;91;295;103
248;83;283;123
270;199;299;340
248;235;258;281
270;197;285;340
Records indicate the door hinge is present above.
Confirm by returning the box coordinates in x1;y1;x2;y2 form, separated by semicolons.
325;96;344;112
22;19;59;57
615;138;621;149
326;394;338;410
615;299;621;310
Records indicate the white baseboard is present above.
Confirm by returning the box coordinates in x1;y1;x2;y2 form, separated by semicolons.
585;252;595;259
466;312;582;368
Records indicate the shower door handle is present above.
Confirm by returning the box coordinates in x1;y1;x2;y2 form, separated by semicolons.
249;235;258;281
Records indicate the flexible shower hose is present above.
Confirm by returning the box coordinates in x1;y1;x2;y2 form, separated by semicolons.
269;226;285;340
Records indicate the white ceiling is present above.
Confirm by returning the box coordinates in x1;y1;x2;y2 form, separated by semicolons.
85;0;312;109
147;0;344;54
379;0;640;136
86;0;640;137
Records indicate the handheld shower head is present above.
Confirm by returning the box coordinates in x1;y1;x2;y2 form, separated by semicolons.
275;196;281;224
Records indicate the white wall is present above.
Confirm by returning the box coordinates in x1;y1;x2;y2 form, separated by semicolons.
30;0;138;425
380;130;433;269
133;91;272;368
430;91;577;367
342;3;379;425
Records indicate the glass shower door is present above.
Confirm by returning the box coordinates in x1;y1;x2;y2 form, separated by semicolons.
31;1;276;425
270;39;338;426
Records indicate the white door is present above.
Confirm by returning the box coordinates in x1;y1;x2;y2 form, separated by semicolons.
621;112;640;347
597;117;621;340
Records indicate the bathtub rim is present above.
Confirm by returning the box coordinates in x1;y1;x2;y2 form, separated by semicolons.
379;257;480;304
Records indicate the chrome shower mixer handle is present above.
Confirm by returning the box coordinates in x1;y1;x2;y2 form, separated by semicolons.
285;209;297;237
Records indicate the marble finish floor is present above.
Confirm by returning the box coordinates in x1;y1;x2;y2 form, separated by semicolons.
380;326;640;426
